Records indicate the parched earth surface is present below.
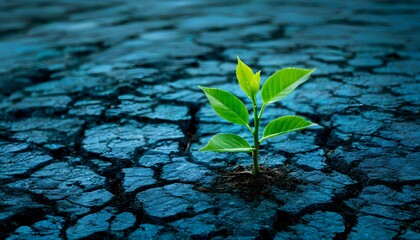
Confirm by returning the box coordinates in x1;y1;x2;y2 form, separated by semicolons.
0;0;419;239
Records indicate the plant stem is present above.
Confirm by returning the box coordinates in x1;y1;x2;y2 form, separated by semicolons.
258;103;267;119
246;124;253;135
251;96;260;175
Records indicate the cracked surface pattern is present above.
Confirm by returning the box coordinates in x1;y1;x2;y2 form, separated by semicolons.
0;0;419;239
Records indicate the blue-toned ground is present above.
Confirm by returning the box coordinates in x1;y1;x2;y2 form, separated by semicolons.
0;0;419;239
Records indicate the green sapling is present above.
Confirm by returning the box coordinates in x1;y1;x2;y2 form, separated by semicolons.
199;57;317;175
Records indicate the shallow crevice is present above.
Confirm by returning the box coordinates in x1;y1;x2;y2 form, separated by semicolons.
0;206;46;237
181;103;201;153
0;67;53;97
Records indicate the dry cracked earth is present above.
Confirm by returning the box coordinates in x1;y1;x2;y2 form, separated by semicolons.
0;0;419;239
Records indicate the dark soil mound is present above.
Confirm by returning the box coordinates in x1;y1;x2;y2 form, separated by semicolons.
205;165;304;200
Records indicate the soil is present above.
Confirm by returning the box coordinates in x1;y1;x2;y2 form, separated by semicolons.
203;165;304;201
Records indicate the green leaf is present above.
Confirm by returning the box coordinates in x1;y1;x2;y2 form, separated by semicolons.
261;68;315;104
199;86;249;125
261;116;316;141
236;57;259;98
251;70;261;96
200;133;255;152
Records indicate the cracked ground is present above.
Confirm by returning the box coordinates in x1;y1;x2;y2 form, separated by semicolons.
0;0;419;239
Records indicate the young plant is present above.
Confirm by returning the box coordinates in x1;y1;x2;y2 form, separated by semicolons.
199;57;317;175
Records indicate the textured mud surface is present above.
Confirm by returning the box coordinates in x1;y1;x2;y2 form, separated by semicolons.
1;0;419;239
